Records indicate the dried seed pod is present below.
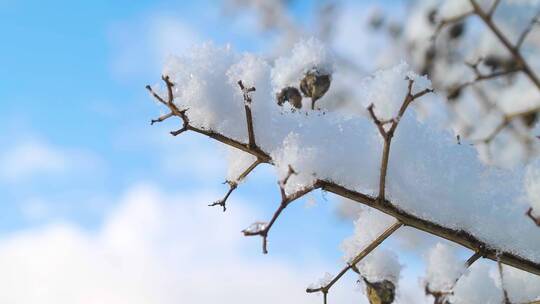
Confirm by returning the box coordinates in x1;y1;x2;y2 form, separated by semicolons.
364;279;395;304
300;70;331;110
447;86;462;101
368;11;385;30
484;55;502;71
448;22;465;39
522;112;538;128
484;55;520;72
276;87;302;109
388;22;402;39
427;8;438;25
421;46;437;76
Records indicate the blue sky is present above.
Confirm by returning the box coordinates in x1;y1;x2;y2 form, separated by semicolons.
0;0;357;253
0;1;429;303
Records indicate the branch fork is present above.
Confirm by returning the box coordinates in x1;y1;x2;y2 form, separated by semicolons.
526;208;540;226
243;165;320;254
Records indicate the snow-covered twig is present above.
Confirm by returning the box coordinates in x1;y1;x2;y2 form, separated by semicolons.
368;78;433;200
146;75;540;281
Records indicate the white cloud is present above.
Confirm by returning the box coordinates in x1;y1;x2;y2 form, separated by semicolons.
0;139;102;183
0;184;382;304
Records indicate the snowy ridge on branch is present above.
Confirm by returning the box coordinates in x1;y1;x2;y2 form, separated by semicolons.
155;39;540;266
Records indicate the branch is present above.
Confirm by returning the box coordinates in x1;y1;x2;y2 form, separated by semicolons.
469;0;540;90
488;0;501;17
150;112;173;125
526;208;540;226
306;221;402;298
319;180;540;276
516;10;540;50
238;80;257;149
209;159;262;212
425;250;483;302
147;75;540;278
368;79;433;200
452;58;520;94
432;11;473;41
242;168;321;254
498;259;512;304
147;76;272;162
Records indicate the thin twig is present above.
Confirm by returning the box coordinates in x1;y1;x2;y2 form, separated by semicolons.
526;208;540;226
424;247;483;302
488;0;501;17
498;259;512;304
469;0;540;90
238;80;257;149
209;159;262;212
432;11;473;41
242;168;320;254
516;10;540;49
306;221;402;297
368;79;433;200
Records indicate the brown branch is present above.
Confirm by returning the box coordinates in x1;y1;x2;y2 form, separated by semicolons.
516;10;540;50
147;75;540;279
319;180;540;276
209;159;262;212
238;80;257;148
145;85;167;105
242;169;321;254
209;182;237;212
465;251;482;268
438;5;540;150
488;0;501;17
526;208;540;226
453;59;521;94
498;259;512;304
424;251;482;303
432;11;473;41
367;104;388;138
150;112;173;125
306;221;403;297
368;79;433;200
469;0;540;90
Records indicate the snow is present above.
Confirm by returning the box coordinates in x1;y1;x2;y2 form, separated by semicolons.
307;272;333;290
451;263;503;304
525;161;540;216
438;0;473;19
357;249;402;284
502;265;540;302
226;148;258;183
341;207;396;263
158;38;540;271
271;37;334;95
424;243;466;292
451;262;540;303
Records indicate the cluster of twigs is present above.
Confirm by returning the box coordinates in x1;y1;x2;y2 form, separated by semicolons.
147;70;540;303
433;0;540;227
